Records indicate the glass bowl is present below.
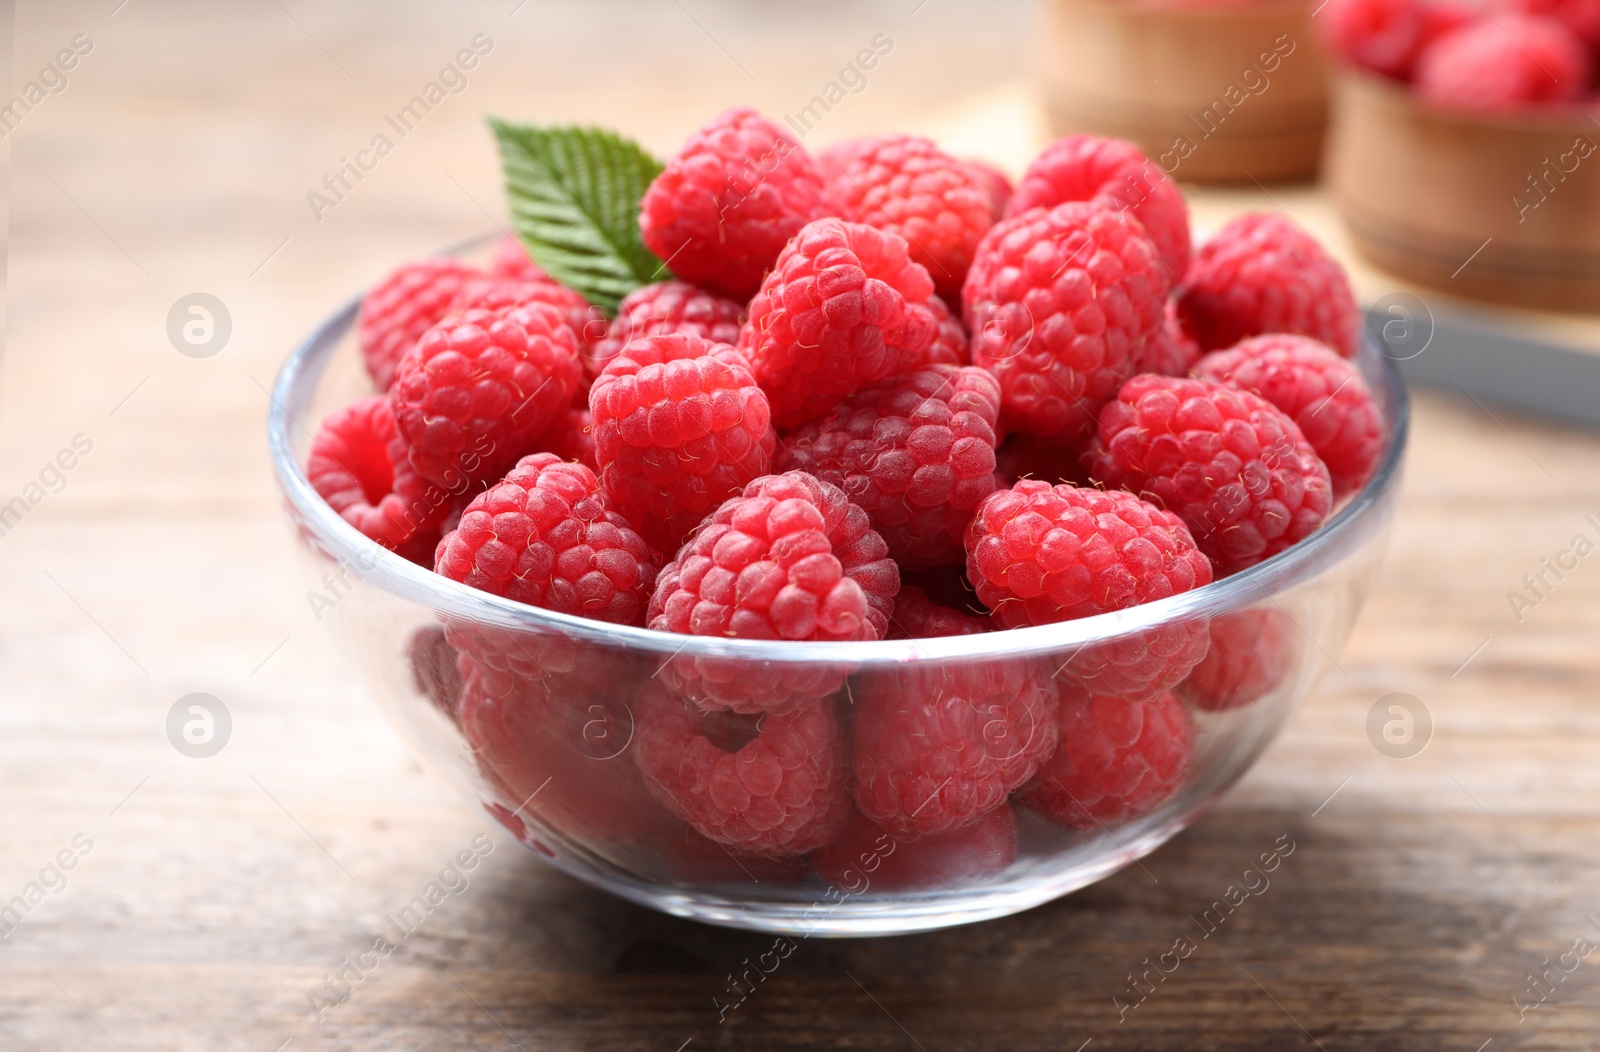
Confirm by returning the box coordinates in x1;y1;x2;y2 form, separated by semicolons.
268;244;1408;937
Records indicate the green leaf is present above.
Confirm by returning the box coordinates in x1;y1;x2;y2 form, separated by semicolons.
490;117;670;315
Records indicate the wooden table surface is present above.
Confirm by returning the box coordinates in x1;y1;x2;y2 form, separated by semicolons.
5;2;1600;1049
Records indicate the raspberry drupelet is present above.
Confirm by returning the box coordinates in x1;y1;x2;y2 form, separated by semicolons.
777;365;1002;570
1194;333;1384;496
588;280;745;379
390;302;584;492
962;201;1171;447
1083;374;1334;575
1177;212;1361;358
739;217;938;428
589;332;776;553
1006;135;1192;282
922;294;971;367
824;133;998;299
448;276;609;361
639;107;837;300
358;258;483;391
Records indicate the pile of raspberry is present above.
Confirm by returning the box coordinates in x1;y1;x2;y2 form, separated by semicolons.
309;113;1380;882
1322;0;1600;110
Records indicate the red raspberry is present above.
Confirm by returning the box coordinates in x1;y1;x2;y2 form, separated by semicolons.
887;585;991;639
530;407;597;472
647;471;900;712
852;660;1058;836
776;365;1001;569
1416;14;1591;109
357;258;482;391
1177;212;1361;358
1418;0;1483;50
407;624;464;727
1509;0;1600;45
739;218;938;428
1084;375;1334;574
434;453;657;622
633;689;852;858
1178;608;1295;711
590;333;776;552
391;303;584;490
1321;0;1425;78
966;480;1213;698
825;134;997;300
1007;136;1191;281
489;235;551;283
1134;300;1204;379
449;276;609;359
588;280;745;379
459;655;666;845
1020;690;1193;829
963;202;1171;447
307;395;449;560
811;804;1017;892
1195;334;1384;496
922;294;970;367
966;480;1212;627
639;107;837;300
965;158;1014;220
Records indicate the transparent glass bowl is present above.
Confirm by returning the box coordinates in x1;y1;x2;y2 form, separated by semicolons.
268;254;1408;937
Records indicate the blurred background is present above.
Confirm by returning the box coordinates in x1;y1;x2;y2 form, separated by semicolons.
3;1;1600;1049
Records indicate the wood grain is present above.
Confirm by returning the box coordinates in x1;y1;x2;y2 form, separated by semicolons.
4;2;1600;1050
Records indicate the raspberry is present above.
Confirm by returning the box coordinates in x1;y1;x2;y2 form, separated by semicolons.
1195;334;1384;496
590;333;776;552
588;280;745;379
449;276;610;358
489;235;551;283
1509;0;1600;45
922;294;970;367
640;107;837;299
1083;375;1334;575
633;689;852;858
825;134;997;299
963;202;1171;447
1416;14;1591;109
1134;300;1203;379
1019;690;1193;829
811;804;1017;892
965;158;1014;220
357;258;482;391
1178;608;1295;711
391;303;584;490
965;480;1213;698
459;655;665;844
739;218;938;428
1177;212;1361;358
852;659;1058;836
307;395;449;560
532;407;597;472
887;585;991;639
434;453;657;622
647;472;900;712
407;624;463;728
1007;136;1191;281
776;365;1002;569
966;480;1212;627
1321;0;1425;78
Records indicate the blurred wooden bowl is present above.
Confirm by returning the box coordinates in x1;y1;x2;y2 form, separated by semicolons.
1328;70;1600;314
1036;0;1329;183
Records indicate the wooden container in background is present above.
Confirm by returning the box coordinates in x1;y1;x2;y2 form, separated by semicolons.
1037;0;1329;183
1328;71;1600;313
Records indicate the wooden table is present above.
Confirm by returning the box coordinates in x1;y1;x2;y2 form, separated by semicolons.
5;2;1600;1048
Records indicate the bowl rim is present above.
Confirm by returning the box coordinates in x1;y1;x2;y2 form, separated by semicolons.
267;240;1410;666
